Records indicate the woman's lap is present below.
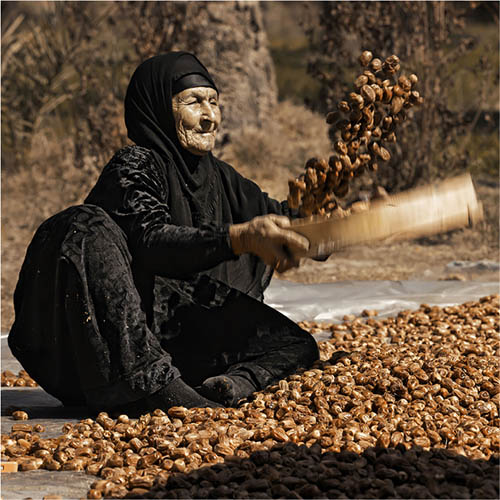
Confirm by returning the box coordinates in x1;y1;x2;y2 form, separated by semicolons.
163;290;318;389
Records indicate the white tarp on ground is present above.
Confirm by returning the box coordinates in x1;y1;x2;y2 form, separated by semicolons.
264;279;499;324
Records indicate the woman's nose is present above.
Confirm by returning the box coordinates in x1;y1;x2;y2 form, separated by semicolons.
200;101;216;121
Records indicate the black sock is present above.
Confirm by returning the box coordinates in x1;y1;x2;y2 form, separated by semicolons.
146;377;222;410
199;373;257;407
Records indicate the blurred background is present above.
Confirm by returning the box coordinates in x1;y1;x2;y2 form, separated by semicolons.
2;1;499;330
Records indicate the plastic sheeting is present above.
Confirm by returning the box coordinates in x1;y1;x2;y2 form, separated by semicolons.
264;279;499;324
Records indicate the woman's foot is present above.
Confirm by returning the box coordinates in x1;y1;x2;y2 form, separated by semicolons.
152;377;223;409
199;373;256;407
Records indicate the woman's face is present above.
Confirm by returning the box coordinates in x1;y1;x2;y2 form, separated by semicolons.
172;87;221;155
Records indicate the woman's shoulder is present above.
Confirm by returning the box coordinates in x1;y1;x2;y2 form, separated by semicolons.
213;156;236;176
86;146;167;204
101;145;167;184
91;145;167;193
108;145;156;168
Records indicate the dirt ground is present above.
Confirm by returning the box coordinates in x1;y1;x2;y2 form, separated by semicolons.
281;240;499;284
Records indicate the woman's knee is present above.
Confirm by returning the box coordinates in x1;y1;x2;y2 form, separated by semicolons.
296;326;320;366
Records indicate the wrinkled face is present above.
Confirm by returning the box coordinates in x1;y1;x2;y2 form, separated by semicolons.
171;86;221;155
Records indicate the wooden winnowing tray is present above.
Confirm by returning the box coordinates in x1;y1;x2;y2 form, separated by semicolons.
290;174;483;258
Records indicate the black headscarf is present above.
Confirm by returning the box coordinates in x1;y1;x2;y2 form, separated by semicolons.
125;52;219;223
125;52;216;166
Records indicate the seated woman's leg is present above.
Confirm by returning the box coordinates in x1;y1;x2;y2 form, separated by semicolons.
161;287;319;406
8;205;219;412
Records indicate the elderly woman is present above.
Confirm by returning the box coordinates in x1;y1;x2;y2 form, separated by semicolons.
9;52;319;412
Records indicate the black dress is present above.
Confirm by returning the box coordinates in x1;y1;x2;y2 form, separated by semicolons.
8;145;319;410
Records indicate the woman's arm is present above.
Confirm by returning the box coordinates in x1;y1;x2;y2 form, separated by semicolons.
85;147;236;278
86;148;308;277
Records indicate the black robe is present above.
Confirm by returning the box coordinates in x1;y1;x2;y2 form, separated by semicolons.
9;52;318;410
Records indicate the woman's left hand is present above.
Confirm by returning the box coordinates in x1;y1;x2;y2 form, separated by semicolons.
229;214;310;269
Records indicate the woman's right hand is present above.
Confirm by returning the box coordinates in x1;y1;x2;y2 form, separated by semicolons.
229;214;310;273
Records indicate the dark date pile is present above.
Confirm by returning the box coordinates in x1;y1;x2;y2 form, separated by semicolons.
145;443;498;499
1;294;498;499
287;51;424;217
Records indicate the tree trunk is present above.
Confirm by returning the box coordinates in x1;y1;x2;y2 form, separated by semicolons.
177;1;278;147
